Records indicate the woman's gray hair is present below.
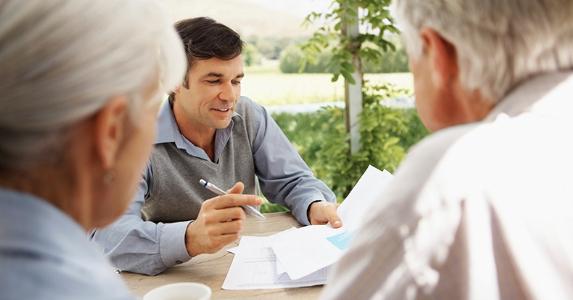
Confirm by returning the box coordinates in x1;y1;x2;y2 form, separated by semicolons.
0;0;186;170
393;0;573;102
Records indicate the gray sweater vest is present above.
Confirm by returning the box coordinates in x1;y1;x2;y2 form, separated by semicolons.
141;99;258;223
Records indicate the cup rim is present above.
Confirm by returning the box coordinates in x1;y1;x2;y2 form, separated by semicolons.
144;282;211;299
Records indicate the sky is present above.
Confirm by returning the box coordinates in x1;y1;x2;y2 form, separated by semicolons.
249;0;331;17
163;0;333;37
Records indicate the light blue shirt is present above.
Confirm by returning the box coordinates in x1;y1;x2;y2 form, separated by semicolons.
0;187;135;300
93;97;336;275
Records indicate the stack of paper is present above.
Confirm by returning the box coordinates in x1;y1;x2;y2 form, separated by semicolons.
222;229;327;290
271;166;394;280
222;165;393;289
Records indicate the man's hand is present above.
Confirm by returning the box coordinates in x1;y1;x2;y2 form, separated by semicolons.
185;182;262;256
308;201;342;228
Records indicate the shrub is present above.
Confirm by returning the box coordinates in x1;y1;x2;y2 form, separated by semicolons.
363;47;409;73
261;83;428;213
246;36;299;60
279;45;306;73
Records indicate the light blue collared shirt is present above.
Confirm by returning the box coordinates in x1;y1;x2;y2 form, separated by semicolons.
93;97;336;275
0;187;135;300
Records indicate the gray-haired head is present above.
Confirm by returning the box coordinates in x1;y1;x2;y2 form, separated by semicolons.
0;0;186;171
393;0;573;102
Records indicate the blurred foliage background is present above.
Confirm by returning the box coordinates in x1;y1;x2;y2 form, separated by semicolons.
261;83;428;213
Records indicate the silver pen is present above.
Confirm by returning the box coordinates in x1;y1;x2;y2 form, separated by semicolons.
199;179;266;220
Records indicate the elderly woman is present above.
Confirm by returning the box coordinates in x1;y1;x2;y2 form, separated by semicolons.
0;0;186;299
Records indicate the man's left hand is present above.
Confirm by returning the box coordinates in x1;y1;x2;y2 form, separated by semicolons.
308;201;342;228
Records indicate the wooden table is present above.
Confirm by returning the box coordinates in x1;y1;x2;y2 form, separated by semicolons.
122;212;323;299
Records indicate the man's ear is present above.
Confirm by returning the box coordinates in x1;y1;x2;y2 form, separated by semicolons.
420;27;458;88
93;96;128;169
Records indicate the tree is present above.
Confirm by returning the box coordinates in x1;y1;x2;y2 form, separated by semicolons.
302;0;398;153
279;45;305;73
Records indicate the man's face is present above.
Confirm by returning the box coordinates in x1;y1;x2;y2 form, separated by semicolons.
174;55;244;131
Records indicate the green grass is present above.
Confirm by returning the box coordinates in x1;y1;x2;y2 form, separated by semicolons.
241;71;413;106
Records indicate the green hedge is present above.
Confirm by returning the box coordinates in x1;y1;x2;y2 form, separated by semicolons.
279;44;409;74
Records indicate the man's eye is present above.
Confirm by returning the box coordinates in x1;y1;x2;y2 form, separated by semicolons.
232;81;241;85
206;80;219;84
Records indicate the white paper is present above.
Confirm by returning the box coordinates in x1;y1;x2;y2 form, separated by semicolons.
226;246;239;254
227;227;295;256
271;165;393;280
222;235;327;290
337;166;394;231
276;258;286;275
230;236;287;275
271;225;342;280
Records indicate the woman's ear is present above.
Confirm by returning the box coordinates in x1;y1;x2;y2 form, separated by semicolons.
92;96;128;169
420;27;459;89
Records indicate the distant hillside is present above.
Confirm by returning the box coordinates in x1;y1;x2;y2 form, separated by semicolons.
162;0;330;38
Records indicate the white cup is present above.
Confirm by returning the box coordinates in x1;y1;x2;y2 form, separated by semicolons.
143;282;211;300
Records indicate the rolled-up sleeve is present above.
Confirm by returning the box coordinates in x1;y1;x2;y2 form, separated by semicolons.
251;105;336;225
91;165;191;275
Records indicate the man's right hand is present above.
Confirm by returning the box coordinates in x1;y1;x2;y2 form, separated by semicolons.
184;182;262;257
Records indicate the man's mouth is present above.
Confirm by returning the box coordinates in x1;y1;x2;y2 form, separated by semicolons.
212;107;232;112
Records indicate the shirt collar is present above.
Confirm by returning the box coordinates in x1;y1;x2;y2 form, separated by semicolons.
0;187;97;260
155;100;180;145
155;100;239;162
485;71;573;122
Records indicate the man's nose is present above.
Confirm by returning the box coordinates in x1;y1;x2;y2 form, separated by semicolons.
219;82;236;101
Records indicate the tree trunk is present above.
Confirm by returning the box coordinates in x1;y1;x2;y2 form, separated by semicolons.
343;8;363;154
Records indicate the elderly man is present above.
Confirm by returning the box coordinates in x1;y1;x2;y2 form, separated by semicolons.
322;0;573;299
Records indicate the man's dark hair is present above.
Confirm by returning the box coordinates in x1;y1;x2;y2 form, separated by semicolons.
169;17;243;101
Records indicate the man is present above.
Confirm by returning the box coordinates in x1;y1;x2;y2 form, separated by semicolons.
93;17;340;276
322;0;573;299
